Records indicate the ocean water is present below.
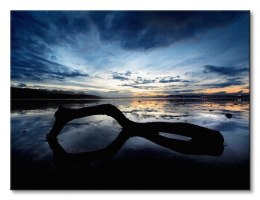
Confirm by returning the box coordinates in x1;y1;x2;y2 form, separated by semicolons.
11;99;250;189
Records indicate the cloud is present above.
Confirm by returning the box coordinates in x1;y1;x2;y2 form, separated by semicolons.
134;77;155;84
12;11;246;53
121;84;157;90
90;11;245;50
203;65;248;76
112;71;132;81
11;11;91;50
120;76;157;89
201;78;244;88
11;52;88;81
31;85;46;89
125;71;132;76
17;83;27;87
112;74;156;85
159;76;190;83
11;11;92;82
242;85;250;89
119;75;157;89
120;75;191;90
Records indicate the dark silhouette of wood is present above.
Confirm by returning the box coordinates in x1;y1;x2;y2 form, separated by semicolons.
47;104;224;160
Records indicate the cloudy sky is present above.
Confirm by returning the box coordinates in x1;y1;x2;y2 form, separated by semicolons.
11;11;249;97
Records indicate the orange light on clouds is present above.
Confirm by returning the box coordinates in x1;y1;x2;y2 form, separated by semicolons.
198;86;249;94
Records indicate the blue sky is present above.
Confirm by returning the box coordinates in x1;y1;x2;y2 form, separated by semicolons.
11;11;249;97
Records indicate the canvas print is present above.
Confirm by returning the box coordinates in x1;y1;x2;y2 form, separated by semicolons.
11;11;250;189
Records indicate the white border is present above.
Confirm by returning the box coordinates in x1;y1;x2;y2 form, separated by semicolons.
1;0;259;199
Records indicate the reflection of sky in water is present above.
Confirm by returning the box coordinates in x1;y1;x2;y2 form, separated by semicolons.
11;99;249;168
58;115;121;153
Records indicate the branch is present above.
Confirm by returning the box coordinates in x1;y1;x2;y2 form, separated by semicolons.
46;104;224;157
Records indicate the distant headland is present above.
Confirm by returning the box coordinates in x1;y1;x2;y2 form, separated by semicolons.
11;87;101;100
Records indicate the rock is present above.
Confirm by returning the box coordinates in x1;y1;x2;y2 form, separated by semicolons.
225;113;232;119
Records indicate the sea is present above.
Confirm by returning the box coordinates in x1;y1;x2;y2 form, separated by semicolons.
11;98;250;189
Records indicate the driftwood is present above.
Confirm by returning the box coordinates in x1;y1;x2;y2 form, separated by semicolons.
47;104;224;160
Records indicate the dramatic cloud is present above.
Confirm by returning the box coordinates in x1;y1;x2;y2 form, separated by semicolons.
90;11;245;50
11;11;246;54
203;65;248;76
11;52;88;81
11;11;91;52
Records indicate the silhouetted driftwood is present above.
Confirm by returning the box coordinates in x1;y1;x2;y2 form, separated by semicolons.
47;104;224;160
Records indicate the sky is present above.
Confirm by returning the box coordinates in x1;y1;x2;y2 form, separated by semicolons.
11;11;249;97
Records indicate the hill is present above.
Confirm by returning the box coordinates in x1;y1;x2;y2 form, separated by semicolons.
11;87;101;99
